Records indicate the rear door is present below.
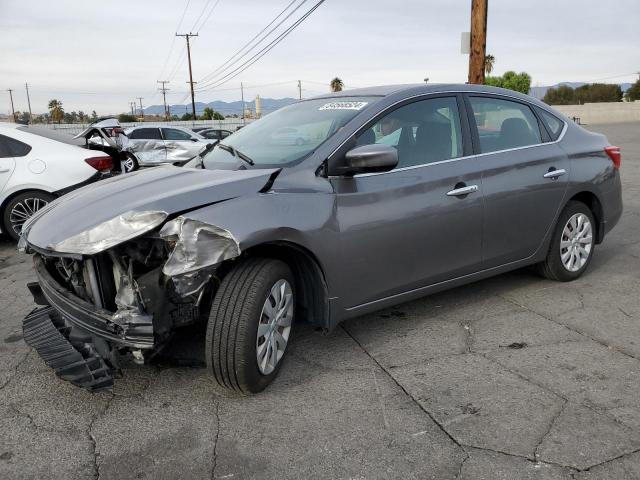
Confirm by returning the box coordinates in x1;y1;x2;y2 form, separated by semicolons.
161;128;203;161
465;94;569;267
331;95;484;308
0;134;21;193
127;127;166;164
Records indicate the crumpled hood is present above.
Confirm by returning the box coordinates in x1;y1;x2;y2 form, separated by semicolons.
25;165;278;251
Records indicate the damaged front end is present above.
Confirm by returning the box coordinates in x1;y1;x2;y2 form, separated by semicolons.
23;215;241;392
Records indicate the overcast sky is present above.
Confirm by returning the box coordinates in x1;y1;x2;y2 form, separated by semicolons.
1;0;639;115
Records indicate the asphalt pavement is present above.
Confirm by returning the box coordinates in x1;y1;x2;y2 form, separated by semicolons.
1;122;639;479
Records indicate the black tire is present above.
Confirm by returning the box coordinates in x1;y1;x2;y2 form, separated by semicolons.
537;201;596;282
122;153;139;173
2;191;55;241
206;257;295;394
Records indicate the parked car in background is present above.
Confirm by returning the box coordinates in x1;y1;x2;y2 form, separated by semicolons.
74;118;130;172
195;128;233;142
0;123;113;240
123;126;213;169
21;84;622;395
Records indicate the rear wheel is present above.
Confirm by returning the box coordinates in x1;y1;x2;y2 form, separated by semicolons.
206;258;295;394
2;191;55;241
122;153;139;173
537;201;595;281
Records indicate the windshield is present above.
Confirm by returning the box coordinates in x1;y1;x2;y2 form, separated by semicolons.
202;96;378;169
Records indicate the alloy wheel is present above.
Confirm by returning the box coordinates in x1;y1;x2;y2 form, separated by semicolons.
256;279;293;375
10;197;49;236
560;213;593;272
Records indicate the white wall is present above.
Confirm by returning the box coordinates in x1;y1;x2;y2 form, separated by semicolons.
554;102;640;124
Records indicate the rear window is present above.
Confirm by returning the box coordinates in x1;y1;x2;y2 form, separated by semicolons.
129;128;162;140
0;134;32;157
537;109;565;141
162;128;193;140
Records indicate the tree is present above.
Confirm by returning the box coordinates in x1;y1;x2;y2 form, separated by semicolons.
543;85;576;105
575;83;622;103
485;71;531;94
181;112;194;121
91;110;98;121
330;77;344;92
484;54;495;76
200;107;214;120
212;111;224;120
118;113;137;123
626;79;640;101
48;99;64;124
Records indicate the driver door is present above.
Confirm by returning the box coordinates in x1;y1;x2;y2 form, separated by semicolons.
330;95;484;309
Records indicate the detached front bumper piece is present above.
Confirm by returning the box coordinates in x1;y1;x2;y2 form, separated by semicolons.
23;306;114;392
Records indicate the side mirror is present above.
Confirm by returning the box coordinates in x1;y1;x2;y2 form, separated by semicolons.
341;144;398;176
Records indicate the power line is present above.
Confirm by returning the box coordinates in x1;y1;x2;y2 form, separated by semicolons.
196;0;300;86
196;0;326;92
191;0;222;33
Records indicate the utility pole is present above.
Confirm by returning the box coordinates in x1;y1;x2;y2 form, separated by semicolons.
130;102;135;116
7;89;16;122
157;80;170;120
240;82;246;125
176;33;198;119
298;80;302;100
25;83;33;124
468;0;488;85
137;97;144;120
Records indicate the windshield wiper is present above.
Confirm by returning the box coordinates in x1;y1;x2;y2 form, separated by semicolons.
217;142;255;166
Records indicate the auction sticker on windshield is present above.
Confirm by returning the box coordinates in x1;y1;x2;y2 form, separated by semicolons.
319;101;368;111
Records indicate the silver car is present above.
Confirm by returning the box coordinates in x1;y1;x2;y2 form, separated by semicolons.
123;126;212;171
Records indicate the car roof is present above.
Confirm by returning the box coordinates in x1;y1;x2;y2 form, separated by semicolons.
309;83;547;108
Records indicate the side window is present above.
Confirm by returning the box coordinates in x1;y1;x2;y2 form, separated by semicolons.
537;108;564;141
469;97;542;153
129;128;161;140
0;134;31;157
220;131;230;138
162;128;193;140
354;97;464;169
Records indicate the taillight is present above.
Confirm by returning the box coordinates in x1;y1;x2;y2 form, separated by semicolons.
85;156;113;172
605;146;621;169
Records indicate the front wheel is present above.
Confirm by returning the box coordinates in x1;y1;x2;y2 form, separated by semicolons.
206;258;295;394
3;191;55;241
537;201;596;281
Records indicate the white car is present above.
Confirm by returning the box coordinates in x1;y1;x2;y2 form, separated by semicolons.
0;123;114;240
123;126;213;169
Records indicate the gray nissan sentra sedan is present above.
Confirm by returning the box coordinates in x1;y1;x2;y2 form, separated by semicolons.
19;84;623;394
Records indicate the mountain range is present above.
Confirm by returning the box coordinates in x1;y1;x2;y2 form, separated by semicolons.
143;97;297;117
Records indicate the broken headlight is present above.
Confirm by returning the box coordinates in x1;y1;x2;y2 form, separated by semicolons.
50;210;168;255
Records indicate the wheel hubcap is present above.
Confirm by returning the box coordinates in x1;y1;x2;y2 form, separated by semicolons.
123;156;135;172
10;197;48;236
560;213;593;272
256;279;293;375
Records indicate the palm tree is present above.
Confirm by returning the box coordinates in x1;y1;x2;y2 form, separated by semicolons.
48;99;64;124
484;54;495;76
330;77;344;92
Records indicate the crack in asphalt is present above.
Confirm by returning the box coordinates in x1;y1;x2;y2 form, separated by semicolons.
500;294;640;362
534;399;568;462
576;446;640;473
211;399;221;480
88;393;115;480
461;444;579;473
340;325;467;456
454;447;470;479
0;348;32;390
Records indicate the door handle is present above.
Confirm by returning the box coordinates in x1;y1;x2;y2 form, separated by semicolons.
0;168;10;173
446;185;479;197
543;168;566;179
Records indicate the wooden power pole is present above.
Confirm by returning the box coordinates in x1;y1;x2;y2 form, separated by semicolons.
157;80;170;120
176;33;198;120
7;89;16;122
468;0;488;85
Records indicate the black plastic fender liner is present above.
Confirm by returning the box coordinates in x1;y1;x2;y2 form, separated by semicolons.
23;306;114;392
